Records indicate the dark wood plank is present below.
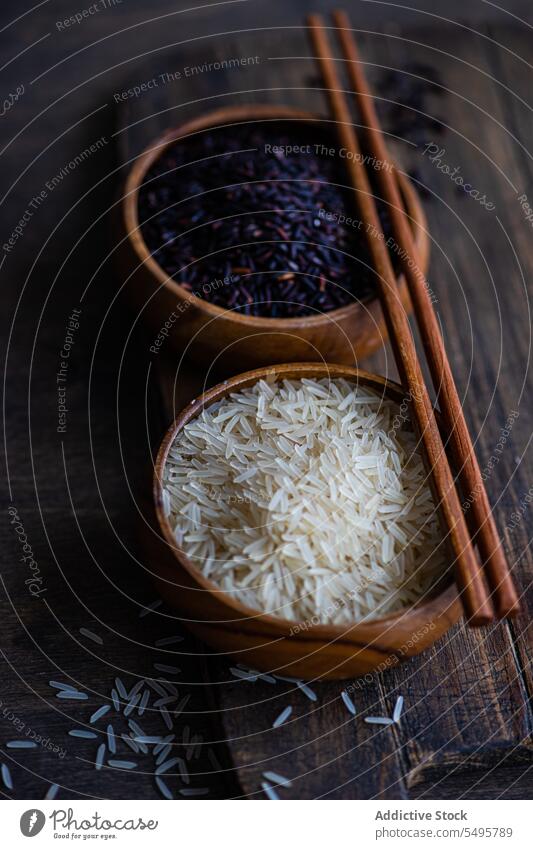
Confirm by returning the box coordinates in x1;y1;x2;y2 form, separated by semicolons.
2;0;532;799
118;28;417;798
479;21;533;717
117;23;533;798
359;21;533;793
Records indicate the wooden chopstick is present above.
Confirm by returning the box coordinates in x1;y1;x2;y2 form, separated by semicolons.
306;13;495;626
331;9;520;619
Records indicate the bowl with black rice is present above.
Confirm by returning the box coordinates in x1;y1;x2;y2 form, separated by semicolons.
117;105;429;370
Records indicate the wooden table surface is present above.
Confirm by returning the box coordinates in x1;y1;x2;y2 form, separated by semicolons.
1;1;532;800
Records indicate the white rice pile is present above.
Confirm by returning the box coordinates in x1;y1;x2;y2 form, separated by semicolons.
162;377;447;624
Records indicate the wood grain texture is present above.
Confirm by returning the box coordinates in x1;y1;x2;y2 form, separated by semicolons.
307;12;494;626
332;8;519;619
119;23;533;798
116;105;429;370
148;363;461;679
1;1;531;801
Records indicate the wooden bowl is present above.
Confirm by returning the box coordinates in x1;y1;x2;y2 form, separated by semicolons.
117;105;430;372
148;363;461;680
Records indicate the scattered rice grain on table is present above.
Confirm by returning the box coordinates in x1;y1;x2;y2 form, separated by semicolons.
163;378;447;623
393;695;404;723
95;744;106;771
263;770;292;787
1;763;13;790
45;782;60;800
79;627;103;645
341;690;357;716
90;704;111;724
272;706;293;728
365;716;395;726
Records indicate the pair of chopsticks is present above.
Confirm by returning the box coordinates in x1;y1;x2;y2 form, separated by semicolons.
306;11;520;625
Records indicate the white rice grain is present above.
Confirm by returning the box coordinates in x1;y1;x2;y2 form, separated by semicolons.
163;378;447;624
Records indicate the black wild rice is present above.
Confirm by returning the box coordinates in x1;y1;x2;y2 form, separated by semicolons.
138;123;398;317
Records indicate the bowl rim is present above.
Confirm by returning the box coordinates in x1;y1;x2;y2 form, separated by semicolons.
153;362;458;640
123;103;429;330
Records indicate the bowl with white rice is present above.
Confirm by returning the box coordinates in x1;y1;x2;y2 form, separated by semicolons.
150;363;461;679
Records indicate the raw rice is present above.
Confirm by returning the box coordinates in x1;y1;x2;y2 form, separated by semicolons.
153;734;175;757
393;695;404;723
79;627;103;645
138;689;151;716
45;783;59;800
297;682;317;701
263;770;292;787
114;678;127;699
56;691;88;701
90;705;111;724
107;759;137;770
156;757;180;775
156;775;174;799
262;780;280;800
1;763;13;790
341;690;357;716
124;694;141;717
128;720;146;738
127;680;145;701
364;716;395;726
230;667;258;682
163;378;447;624
95;744;106;771
68;729;97;739
160;706;173;731
146;679;168;698
272;706;292;728
121;734;140;754
49;680;78;693
155;744;173;765
106;724;116;754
